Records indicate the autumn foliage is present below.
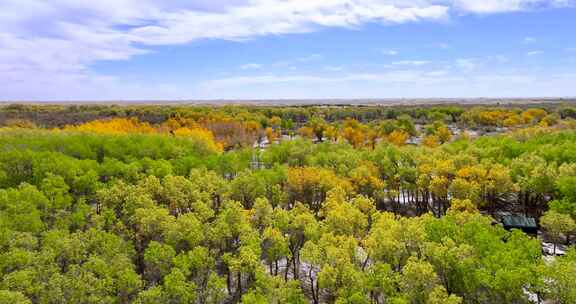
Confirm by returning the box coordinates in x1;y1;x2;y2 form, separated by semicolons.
64;117;156;134
64;118;223;153
1;104;576;303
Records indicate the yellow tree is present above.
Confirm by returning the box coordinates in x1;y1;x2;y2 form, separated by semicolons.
265;127;278;144
173;127;224;153
349;163;385;199
387;130;408;147
324;126;339;142
342;126;366;148
269;116;282;130
366;128;379;149
503;114;522;127
422;135;440;148
298;126;315;140
436;126;452;144
65;118;156;134
522;108;547;124
286;167;352;214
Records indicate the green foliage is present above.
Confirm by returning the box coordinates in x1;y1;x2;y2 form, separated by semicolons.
0;290;31;304
543;249;576;303
144;241;176;283
1;105;576;303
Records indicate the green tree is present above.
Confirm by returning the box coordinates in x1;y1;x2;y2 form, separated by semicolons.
544;249;576;303
426;286;462;304
163;268;196;303
400;257;439;304
540;210;576;254
0;290;31;304
143;241;176;284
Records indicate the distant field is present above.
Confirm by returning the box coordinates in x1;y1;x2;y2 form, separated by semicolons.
2;97;576;107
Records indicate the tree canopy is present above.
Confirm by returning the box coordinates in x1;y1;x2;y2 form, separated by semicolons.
1;103;576;303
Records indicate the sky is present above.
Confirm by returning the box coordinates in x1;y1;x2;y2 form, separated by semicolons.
1;0;576;101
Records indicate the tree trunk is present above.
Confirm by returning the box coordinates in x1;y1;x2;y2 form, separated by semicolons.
293;250;300;279
362;255;370;271
236;272;242;298
226;270;232;295
284;257;291;281
309;267;318;304
275;260;279;276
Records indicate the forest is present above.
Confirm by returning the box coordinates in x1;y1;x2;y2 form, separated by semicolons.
1;103;576;304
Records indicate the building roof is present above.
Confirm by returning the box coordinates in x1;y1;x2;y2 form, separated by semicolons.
501;215;537;229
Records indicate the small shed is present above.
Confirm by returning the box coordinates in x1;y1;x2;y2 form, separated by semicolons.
501;215;538;235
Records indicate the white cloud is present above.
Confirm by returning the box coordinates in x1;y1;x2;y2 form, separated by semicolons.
129;1;450;45
392;60;431;66
268;54;324;68
451;0;528;13
197;69;575;99
0;0;574;99
200;70;460;90
427;42;450;49
490;55;509;63
0;0;453;99
324;65;344;72
450;0;574;14
437;42;450;49
524;37;536;44
0;68;192;101
455;58;481;71
296;54;323;62
425;70;450;77
526;50;544;56
453;56;507;71
240;63;262;70
381;49;399;56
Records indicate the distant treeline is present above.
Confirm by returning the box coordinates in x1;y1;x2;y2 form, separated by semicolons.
3;102;576;128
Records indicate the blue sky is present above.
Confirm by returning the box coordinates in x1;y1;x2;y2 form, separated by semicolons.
1;0;575;100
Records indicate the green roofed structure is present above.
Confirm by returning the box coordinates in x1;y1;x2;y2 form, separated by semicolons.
501;215;538;235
